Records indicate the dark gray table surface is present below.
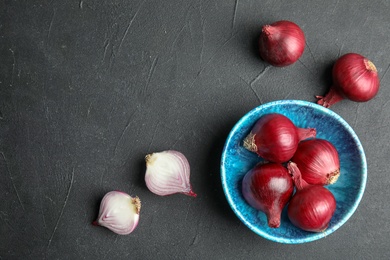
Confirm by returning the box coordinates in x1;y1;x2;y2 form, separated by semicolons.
1;0;390;259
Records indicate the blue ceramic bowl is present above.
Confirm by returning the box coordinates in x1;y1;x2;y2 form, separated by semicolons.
221;100;367;244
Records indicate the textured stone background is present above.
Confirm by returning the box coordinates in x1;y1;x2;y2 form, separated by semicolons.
1;0;389;259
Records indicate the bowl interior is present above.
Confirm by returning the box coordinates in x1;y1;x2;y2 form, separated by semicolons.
221;100;367;244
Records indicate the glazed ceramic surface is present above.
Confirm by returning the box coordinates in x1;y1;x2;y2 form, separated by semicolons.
221;100;367;244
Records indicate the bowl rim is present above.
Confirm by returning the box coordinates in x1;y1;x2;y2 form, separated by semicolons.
220;99;367;244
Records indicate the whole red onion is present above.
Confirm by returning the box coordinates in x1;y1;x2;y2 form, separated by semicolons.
291;139;340;186
242;163;294;228
287;185;336;232
317;53;380;107
259;20;305;67
243;113;316;163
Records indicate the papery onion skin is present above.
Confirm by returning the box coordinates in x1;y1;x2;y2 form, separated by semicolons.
287;161;310;190
317;53;380;107
243;113;316;163
287;185;336;232
259;20;305;67
291;139;340;186
93;191;141;235
145;150;197;197
242;163;294;228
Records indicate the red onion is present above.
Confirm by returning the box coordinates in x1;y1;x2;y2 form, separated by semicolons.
242;163;294;228
317;53;380;107
287;185;336;232
93;191;141;235
243;113;316;163
259;20;305;67
290;139;340;186
145;150;197;197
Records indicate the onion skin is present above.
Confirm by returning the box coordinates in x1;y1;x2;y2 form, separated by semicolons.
317;53;380;107
287;185;336;232
259;20;305;67
291;139;340;186
243;113;316;163
242;163;294;228
287;162;310;190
